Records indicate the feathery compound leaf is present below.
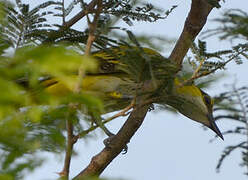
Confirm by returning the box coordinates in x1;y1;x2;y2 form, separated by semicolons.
1;0;61;49
216;142;247;172
202;9;248;40
103;0;174;25
213;85;248;174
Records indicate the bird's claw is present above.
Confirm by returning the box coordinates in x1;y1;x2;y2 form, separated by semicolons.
103;135;128;155
122;144;128;154
148;104;155;111
103;135;115;147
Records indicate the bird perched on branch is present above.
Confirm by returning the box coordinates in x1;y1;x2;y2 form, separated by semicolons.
34;45;224;140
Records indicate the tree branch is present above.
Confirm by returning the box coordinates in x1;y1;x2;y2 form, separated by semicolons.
74;101;134;139
169;0;216;68
59;112;76;179
63;0;98;28
73;98;150;179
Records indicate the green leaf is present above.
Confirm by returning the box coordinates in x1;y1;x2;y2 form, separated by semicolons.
0;174;14;180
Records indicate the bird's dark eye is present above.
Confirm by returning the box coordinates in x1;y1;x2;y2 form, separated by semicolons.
100;62;115;72
204;95;211;105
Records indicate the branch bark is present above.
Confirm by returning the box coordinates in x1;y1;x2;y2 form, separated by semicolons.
169;0;215;68
59;113;75;179
72;0;219;179
63;0;98;28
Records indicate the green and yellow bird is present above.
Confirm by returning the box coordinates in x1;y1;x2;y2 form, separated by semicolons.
41;46;224;140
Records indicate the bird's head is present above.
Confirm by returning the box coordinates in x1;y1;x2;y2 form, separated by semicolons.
166;81;224;140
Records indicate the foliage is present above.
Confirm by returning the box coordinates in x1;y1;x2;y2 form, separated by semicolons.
0;0;61;49
203;8;248;177
177;39;248;89
199;8;248;87
202;9;248;41
212;85;248;176
0;3;101;178
0;44;101;179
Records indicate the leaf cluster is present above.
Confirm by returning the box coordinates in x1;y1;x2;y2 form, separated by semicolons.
0;0;61;49
212;85;248;175
183;40;248;87
0;44;102;178
0;2;102;175
102;0;172;26
202;9;248;41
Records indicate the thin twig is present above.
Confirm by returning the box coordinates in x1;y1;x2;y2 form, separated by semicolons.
191;54;205;78
74;101;135;140
182;47;246;86
59;110;76;179
179;57;205;87
62;0;65;24
63;0;98;28
60;1;102;178
75;0;102;92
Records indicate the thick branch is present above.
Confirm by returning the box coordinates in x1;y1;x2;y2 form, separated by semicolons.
73;101;150;179
169;0;215;67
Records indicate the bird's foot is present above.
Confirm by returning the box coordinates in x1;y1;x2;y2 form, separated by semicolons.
148;104;155;111
103;135;128;154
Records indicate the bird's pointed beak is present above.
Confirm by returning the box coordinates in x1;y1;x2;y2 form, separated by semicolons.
207;113;224;140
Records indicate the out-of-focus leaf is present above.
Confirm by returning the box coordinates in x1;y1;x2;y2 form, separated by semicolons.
0;173;14;180
11;46;97;82
0;43;101;178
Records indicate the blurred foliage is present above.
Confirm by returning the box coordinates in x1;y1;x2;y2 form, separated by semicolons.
0;2;101;177
202;9;248;41
0;44;102;178
202;8;248;177
212;85;248;176
199;9;248;92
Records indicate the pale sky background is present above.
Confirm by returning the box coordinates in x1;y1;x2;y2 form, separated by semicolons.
20;0;248;180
